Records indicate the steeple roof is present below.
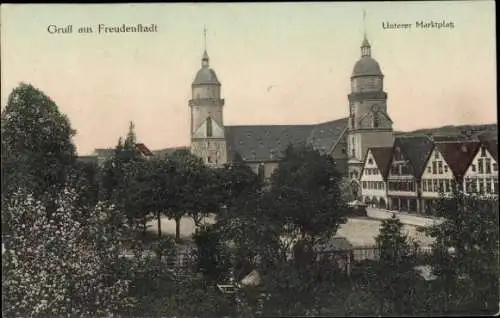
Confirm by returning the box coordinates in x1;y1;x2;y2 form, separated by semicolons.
351;35;382;78
192;29;221;86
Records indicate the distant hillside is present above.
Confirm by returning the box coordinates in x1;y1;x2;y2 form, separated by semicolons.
396;123;497;140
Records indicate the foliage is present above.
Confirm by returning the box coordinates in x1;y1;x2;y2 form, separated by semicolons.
374;214;420;315
266;144;348;244
192;224;231;282
165;149;214;240
2;187;134;317
220;156;262;208
98;124;142;202
68;160;100;210
425;189;500;314
1;83;77;200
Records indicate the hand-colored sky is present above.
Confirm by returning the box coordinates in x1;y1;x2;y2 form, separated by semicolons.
1;2;496;155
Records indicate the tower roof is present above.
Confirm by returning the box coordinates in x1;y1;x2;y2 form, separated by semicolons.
192;60;220;86
192;28;221;86
351;36;383;78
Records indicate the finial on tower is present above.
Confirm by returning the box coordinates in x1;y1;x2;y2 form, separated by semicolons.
361;9;371;57
203;25;207;52
202;26;210;67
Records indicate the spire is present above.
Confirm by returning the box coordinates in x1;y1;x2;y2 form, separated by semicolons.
361;9;371;57
201;26;209;67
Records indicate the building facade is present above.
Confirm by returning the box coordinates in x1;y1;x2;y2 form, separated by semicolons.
463;140;499;197
359;147;392;208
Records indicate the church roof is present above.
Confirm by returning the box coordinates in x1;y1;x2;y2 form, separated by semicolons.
352;56;382;77
434;141;481;178
224;117;348;162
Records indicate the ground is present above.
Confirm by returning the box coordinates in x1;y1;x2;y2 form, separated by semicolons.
145;214;434;247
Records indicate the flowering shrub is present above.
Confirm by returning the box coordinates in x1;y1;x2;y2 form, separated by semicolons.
2;188;135;317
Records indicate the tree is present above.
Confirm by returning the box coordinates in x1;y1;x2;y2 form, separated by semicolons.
2;187;135;317
98;124;144;229
165;149;213;241
1;83;76;200
266;144;348;252
425;189;499;314
220;154;261;209
374;214;419;315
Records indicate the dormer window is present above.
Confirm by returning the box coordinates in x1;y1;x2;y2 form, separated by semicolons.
368;158;374;165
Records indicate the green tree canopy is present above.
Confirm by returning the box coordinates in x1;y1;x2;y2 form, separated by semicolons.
426;189;499;314
266;144;348;243
374;214;419;315
1;83;76;199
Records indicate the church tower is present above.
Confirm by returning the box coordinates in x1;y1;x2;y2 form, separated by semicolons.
347;33;394;181
189;29;227;167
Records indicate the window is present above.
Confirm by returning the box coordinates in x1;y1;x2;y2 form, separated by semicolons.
471;164;476;172
207;156;213;163
391;165;399;175
362;181;367;189
258;164;265;182
395;149;403;161
432;161;437;174
368;158;373;165
434;151;439;159
494;179;498;194
478;159;484;174
373;113;379;128
486;158;491;174
433;179;438;192
427;166;431;173
444;179;450;192
481;147;486;157
206;117;213;137
438;179;444;192
438;161;443;174
423;179;427;191
444;165;448;173
485;179;492;194
479;179;485;194
465;178;474;193
494;163;498;172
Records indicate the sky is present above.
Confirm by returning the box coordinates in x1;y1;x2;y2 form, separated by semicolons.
1;2;496;155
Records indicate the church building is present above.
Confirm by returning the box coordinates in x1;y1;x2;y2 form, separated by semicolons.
188;31;394;194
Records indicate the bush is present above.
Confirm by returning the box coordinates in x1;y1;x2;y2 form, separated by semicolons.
2;188;134;317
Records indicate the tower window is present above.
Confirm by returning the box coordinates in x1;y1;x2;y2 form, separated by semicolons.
373;113;379;128
206;117;213;137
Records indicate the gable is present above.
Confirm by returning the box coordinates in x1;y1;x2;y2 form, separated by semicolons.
434;141;481;178
393;136;434;178
361;150;381;179
193;116;224;138
358;111;392;129
369;147;393;178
